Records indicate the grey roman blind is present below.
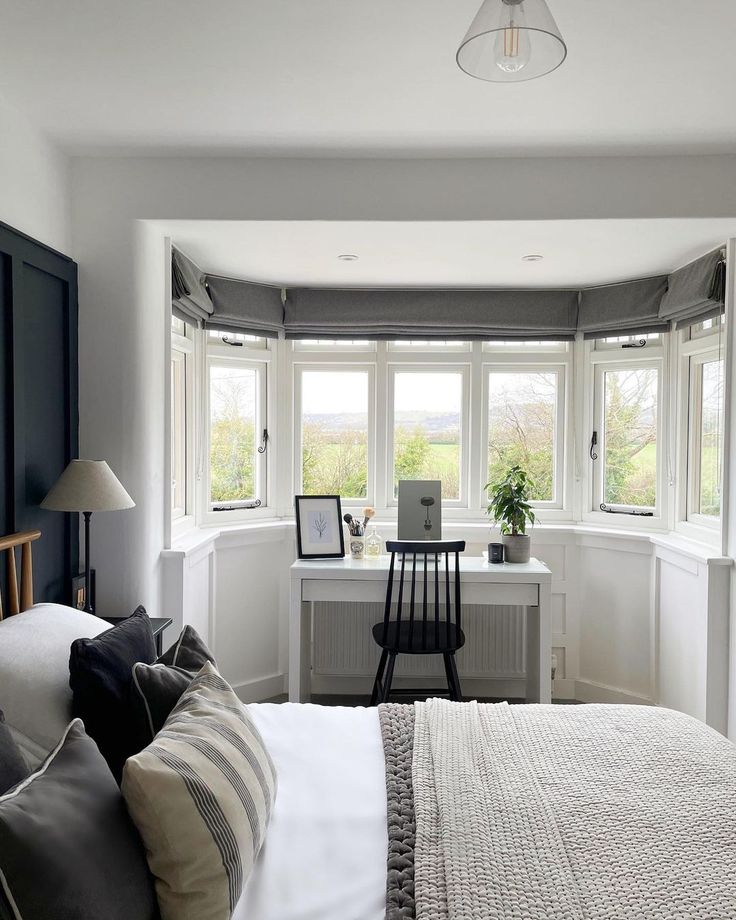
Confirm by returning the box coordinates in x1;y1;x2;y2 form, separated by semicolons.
171;248;213;325
283;288;579;340
659;248;726;329
204;275;284;338
578;275;669;340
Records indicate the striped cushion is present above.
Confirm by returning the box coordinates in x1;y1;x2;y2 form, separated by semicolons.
121;662;277;920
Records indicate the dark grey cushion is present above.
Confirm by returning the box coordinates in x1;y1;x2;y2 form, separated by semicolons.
0;719;158;920
69;606;156;783
130;663;193;748
130;626;216;746
158;625;216;672
0;711;28;796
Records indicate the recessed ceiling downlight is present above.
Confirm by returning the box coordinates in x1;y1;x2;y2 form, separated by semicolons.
522;254;544;262
338;253;359;261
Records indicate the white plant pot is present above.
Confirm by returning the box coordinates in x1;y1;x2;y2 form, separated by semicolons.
501;533;531;564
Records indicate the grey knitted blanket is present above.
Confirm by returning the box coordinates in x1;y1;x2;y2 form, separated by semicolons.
412;699;736;920
378;704;416;920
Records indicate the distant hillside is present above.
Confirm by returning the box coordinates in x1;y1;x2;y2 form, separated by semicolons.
305;411;460;436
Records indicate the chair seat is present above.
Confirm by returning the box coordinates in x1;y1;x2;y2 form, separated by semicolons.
372;620;466;654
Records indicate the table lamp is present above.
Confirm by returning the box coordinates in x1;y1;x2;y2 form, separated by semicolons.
41;460;135;614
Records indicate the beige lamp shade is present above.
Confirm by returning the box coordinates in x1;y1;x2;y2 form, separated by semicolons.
41;460;135;513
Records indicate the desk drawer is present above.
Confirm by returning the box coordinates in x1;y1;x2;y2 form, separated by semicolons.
303;579;539;607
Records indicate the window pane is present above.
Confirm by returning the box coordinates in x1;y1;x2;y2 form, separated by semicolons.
295;339;373;349
697;359;723;517
487;372;557;502
301;371;368;498
171;354;186;516
208;331;266;348
390;340;469;350
209;365;258;503
393;372;462;500
485;340;567;351
603;368;658;507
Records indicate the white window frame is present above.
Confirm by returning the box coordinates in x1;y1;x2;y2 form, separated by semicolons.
201;337;272;525
593;332;662;352
170;324;195;528
293;362;376;507
482;363;567;511
675;324;725;541
386;363;470;508
586;341;665;525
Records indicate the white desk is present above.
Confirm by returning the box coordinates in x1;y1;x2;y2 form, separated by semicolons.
289;555;552;703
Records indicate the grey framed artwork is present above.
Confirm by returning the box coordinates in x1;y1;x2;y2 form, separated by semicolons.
397;480;442;540
295;495;345;559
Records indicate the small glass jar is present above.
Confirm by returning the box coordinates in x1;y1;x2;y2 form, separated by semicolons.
350;535;365;560
365;527;382;557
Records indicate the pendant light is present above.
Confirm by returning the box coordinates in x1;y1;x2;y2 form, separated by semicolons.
457;0;566;83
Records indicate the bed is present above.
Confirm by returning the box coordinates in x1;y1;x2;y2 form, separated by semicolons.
1;532;735;920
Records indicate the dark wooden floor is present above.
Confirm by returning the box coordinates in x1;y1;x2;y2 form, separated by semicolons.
264;693;580;706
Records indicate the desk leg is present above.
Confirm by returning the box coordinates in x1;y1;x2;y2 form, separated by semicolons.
526;580;552;704
289;577;312;702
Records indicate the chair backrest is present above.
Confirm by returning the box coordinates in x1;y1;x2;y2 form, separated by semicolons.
0;531;41;620
381;540;466;652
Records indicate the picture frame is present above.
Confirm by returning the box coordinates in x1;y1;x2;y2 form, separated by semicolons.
397;480;442;540
295;495;345;559
71;569;96;612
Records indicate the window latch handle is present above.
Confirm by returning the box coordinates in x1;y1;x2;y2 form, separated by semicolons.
589;430;598;461
621;339;647;349
257;428;269;455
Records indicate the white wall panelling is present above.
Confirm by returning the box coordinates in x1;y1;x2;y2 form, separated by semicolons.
163;522;731;732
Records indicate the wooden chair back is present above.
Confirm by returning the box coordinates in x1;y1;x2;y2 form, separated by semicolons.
381;540;466;652
0;531;41;619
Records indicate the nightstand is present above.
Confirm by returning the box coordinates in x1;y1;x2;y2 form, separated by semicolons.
102;616;173;657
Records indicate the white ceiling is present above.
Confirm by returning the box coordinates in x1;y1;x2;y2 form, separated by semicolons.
1;1;735;156
160;219;736;288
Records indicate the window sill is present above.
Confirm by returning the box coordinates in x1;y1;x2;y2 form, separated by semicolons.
162;516;731;567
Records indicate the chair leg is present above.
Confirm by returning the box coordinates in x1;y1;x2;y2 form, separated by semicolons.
442;653;454;699
370;649;388;706
448;653;462;702
381;653;397;703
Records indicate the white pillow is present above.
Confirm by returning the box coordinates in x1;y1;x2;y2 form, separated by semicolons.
0;604;107;765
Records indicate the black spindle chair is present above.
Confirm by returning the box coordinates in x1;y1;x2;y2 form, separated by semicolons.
369;540;466;704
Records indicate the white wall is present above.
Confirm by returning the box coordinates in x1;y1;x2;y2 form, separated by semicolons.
0;94;70;253
70;153;736;619
577;537;653;704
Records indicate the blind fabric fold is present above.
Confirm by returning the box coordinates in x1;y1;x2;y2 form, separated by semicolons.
578;275;669;340
283;288;579;340
204;275;284;338
658;248;726;329
171;245;727;340
171;249;213;326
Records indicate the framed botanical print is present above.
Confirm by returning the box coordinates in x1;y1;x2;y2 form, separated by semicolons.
295;495;345;559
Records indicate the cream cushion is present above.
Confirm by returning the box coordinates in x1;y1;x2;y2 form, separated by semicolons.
122;662;277;920
0;604;107;765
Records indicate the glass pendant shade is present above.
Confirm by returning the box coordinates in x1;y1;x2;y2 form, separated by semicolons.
457;0;566;83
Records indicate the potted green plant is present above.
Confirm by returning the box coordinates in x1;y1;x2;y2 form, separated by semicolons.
485;465;536;564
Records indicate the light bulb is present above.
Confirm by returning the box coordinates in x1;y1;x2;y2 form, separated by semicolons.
493;2;531;74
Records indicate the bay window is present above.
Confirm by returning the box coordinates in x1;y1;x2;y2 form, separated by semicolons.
170;317;193;520
296;367;372;500
486;368;563;505
593;363;660;513
208;361;266;509
388;368;467;502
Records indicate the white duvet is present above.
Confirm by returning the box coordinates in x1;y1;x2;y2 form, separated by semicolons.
235;703;387;920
